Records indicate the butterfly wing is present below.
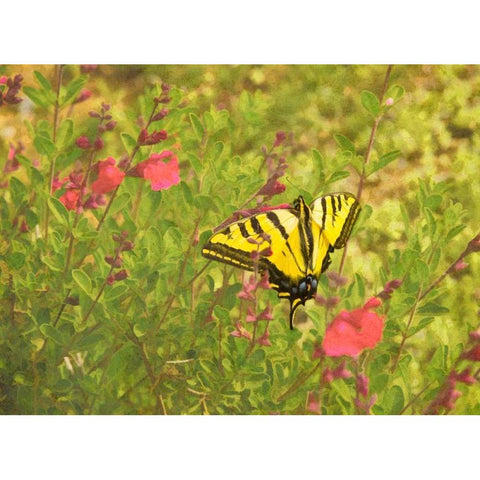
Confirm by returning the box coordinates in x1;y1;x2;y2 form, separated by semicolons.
202;207;308;288
310;192;361;277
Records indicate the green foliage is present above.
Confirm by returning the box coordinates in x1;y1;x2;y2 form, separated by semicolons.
0;65;479;415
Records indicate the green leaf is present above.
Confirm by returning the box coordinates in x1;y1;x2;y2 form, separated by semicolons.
23;86;50;108
418;302;450;316
361;90;380;116
48;197;70;226
34;135;56;157
56;119;74;150
384;385;404;414
39;324;65;345
110;192;131;216
445;224;466;242
61;75;87;106
104;284;128;301
121;132;137;152
334;134;355;154
387;84;405;103
325;170;350;186
34;71;53;92
72;269;93;296
186;152;202;174
366;150;401;177
9;176;27;203
6;252;25;269
189;113;205;140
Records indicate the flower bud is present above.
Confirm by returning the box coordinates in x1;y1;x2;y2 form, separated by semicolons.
94;137;104;151
76;136;91;149
114;269;128;281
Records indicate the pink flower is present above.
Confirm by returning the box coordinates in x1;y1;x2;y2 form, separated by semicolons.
230;322;252;340
385;97;394;106
0;76;7;84
322;299;384;357
74;89;92;104
454;260;468;271
246;306;258;323
91;157;125;194
129;151;180;191
307;392;320;413
237;274;257;301
256;328;271;346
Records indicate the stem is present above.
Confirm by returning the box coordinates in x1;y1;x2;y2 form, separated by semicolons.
390;286;423;373
63;149;96;276
96;101;159;232
277;360;322;402
154;217;202;332
338;65;393;276
44;65;64;244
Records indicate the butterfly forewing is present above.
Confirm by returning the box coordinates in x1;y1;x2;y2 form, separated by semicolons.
202;208;306;283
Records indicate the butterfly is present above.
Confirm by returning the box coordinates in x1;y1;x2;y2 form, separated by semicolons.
202;193;361;329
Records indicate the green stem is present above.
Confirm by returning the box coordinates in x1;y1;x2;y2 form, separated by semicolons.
44;65;64;244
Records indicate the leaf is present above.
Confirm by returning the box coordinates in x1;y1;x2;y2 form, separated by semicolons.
34;71;53;92
34;135;56;157
72;269;93;296
365;150;401;177
324;170;350;186
445;224;466;242
384;385;404;414
186;152;202;174
56;119;74;150
418;302;450;316
61;75;87;105
48;197;70;226
9;176;27;203
189;113;205;140
23;86;50;108
334;134;355;154
109;192;131;216
361;90;380;116
121;133;137;152
7;252;25;269
387;84;405;103
39;324;65;345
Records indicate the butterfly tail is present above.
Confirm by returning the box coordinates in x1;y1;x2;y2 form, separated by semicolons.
289;297;304;330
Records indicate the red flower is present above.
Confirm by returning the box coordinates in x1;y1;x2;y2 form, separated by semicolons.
91;157;125;194
59;189;81;211
322;298;384;357
129;151;180;191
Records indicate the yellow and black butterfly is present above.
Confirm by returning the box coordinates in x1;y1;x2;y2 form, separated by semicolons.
202;193;361;329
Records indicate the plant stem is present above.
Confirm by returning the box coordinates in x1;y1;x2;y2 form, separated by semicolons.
96;101;159;232
390;286;423;373
338;65;393;276
44;65;64;244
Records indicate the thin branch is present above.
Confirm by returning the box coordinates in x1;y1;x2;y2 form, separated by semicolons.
44;65;64;244
338;65;393;276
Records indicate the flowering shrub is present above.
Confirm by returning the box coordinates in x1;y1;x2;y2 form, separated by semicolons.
0;65;480;414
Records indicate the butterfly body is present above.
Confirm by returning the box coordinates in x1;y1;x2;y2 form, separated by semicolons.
202;193;360;329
